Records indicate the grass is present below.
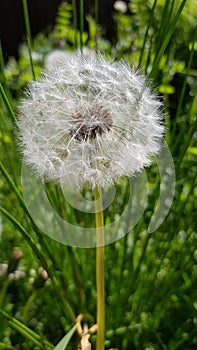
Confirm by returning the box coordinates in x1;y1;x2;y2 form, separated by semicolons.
0;0;197;349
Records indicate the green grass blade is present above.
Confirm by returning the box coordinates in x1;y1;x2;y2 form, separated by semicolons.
22;0;36;80
0;309;54;349
0;161;76;321
0;206;76;321
138;0;157;69
94;0;99;50
0;40;6;82
54;324;77;350
150;0;187;78
175;118;197;172
0;206;47;267
155;0;171;47
0;344;14;350
72;0;78;48
171;31;197;152
0;83;16;122
79;0;84;51
0;160;26;210
174;27;197;123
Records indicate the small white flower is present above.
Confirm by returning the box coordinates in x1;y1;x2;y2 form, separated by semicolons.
0;263;8;276
18;52;164;190
114;1;128;13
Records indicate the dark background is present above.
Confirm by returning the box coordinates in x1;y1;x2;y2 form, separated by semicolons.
0;0;127;60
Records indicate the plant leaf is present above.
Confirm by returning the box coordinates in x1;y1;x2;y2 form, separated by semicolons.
0;343;14;349
54;325;77;350
0;309;53;349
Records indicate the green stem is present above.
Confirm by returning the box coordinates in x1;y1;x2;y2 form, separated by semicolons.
138;0;157;69
94;0;99;50
0;83;16;122
23;290;37;324
94;186;105;350
0;309;54;349
0;278;9;309
0;40;6;82
72;0;78;49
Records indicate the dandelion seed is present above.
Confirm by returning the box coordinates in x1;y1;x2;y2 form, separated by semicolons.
18;51;164;190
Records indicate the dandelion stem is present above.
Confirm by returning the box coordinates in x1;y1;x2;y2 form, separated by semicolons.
94;186;105;350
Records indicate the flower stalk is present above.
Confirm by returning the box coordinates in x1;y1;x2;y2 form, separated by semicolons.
94;186;105;350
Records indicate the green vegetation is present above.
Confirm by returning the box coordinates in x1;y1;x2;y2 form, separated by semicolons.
0;0;197;349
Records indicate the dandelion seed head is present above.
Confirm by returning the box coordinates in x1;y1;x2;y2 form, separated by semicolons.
69;105;113;141
114;1;128;13
18;51;165;190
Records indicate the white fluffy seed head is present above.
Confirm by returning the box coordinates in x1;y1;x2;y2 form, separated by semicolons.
44;50;73;70
17;51;165;190
114;1;128;13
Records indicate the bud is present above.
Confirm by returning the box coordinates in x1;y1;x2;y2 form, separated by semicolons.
33;267;48;289
7;249;23;274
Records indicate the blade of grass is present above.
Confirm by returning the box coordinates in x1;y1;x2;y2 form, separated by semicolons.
138;0;157;69
0;160;74;301
22;0;36;80
172;27;197;139
150;0;187;79
0;161;76;320
94;0;99;50
0;309;54;349
175;117;197;173
0;160;27;210
0;206;48;268
0;40;6;83
0;41;15;121
0;113;19;183
94;0;99;26
0;344;14;350
54;324;77;350
79;0;84;51
155;0;171;49
0;206;76;321
0;278;9;309
145;35;153;74
0;83;16;122
72;0;78;48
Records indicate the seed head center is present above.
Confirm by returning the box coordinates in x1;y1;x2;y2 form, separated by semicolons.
70;106;113;141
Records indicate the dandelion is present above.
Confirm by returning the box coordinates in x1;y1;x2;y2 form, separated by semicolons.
18;51;164;191
114;1;128;13
17;51;164;350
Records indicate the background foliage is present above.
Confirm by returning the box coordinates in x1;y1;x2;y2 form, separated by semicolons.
0;0;197;349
